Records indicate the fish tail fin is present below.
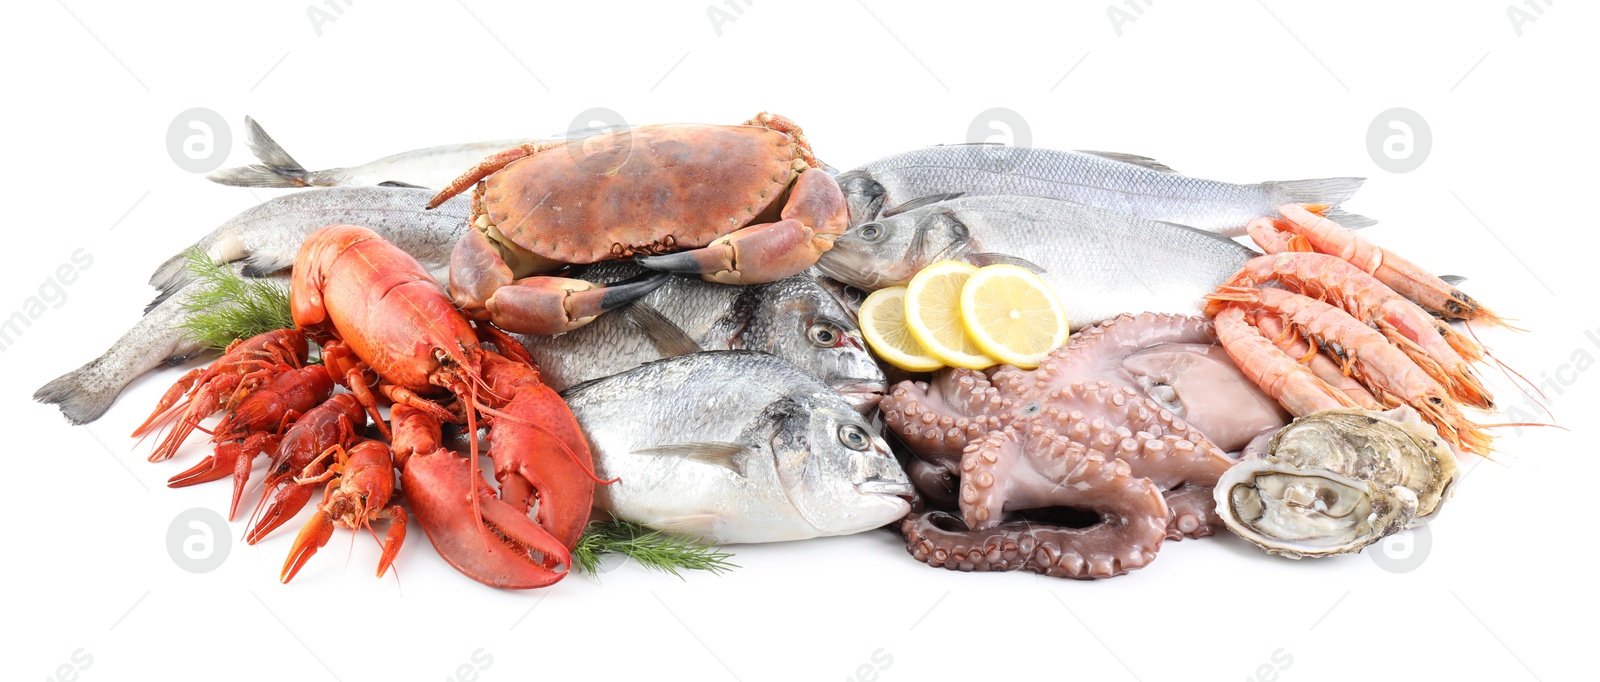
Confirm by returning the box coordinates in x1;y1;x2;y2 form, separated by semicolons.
1323;207;1376;230
205;116;314;188
1266;177;1365;206
34;361;121;425
1265;177;1372;229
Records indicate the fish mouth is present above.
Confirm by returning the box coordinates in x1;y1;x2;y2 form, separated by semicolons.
816;252;895;291
836;381;887;414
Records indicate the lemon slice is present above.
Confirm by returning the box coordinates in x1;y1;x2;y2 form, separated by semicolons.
905;261;997;370
959;264;1069;369
859;287;944;372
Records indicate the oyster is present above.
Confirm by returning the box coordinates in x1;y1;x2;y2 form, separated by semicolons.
1214;406;1458;559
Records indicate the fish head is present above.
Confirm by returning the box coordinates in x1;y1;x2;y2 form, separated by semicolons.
815;207;970;291
835;170;886;227
763;392;913;536
740;277;887;413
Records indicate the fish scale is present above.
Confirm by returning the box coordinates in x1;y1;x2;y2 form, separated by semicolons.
838;145;1369;236
817;195;1260;329
561;351;912;544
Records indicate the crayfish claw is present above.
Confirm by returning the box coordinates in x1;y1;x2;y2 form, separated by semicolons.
280;510;335;584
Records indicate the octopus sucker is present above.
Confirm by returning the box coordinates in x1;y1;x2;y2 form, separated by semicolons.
885;313;1291;578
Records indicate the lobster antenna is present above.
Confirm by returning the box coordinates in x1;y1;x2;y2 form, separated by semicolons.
463;382;497;552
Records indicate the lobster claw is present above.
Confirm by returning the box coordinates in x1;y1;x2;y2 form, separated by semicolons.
401;447;571;589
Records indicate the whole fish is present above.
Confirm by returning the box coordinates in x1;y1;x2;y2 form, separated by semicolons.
816;195;1258;328
518;262;887;411
206;116;550;190
35;266;286;425
148;186;468;309
562;351;913;544
837;145;1372;236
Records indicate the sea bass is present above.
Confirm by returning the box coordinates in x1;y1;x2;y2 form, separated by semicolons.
206;116;550;190
149;186;468;308
562;352;913;544
816;195;1258;328
838;145;1372;236
517;262;886;411
35;266;287;425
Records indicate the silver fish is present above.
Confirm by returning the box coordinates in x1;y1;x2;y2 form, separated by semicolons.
206;116;551;190
563;351;913;543
148;186;469;309
518;262;886;412
35;266;286;425
838;145;1372;236
816;194;1258;329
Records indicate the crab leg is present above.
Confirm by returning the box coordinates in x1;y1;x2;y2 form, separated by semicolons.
636;168;849;285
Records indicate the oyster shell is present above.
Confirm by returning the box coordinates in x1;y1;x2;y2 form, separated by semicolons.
1214;406;1458;559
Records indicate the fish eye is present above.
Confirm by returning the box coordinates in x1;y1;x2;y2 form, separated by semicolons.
838;424;872;451
857;222;884;241
808;322;844;347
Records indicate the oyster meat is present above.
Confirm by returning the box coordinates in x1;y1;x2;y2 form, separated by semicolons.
1214;406;1458;559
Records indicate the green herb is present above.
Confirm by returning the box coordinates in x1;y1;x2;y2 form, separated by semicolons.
177;248;295;349
573;520;737;578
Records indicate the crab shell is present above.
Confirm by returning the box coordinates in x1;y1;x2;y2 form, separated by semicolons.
480;124;805;263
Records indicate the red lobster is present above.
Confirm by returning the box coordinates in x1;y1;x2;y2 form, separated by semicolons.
287;224;598;588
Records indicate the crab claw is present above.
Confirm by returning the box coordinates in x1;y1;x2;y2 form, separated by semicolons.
401;447;571;589
637;167;848;285
451;227;670;335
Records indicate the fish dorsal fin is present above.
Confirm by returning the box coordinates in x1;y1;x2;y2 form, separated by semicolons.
969;252;1046;274
1077;150;1179;174
630;442;750;476
377;180;427;189
623;302;702;357
1438;275;1467;286
881;192;965;217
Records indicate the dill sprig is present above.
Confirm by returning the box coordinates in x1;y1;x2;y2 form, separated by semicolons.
177;248;295;349
573;520;737;578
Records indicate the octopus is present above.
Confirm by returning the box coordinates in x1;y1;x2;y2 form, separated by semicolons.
882;313;1290;579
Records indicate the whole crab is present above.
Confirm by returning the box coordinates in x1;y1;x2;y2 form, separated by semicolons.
427;112;849;335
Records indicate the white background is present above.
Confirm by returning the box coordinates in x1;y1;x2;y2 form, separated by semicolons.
3;1;1595;680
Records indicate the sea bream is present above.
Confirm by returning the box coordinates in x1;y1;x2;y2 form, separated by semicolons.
816;194;1258;329
838;145;1372;236
562;351;913;544
517;262;886;411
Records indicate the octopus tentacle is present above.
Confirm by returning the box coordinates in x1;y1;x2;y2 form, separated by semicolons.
885;312;1288;579
883;370;1004;462
1163;484;1223;540
902;430;1169;579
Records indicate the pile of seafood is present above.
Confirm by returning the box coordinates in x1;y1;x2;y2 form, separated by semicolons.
36;111;1515;586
